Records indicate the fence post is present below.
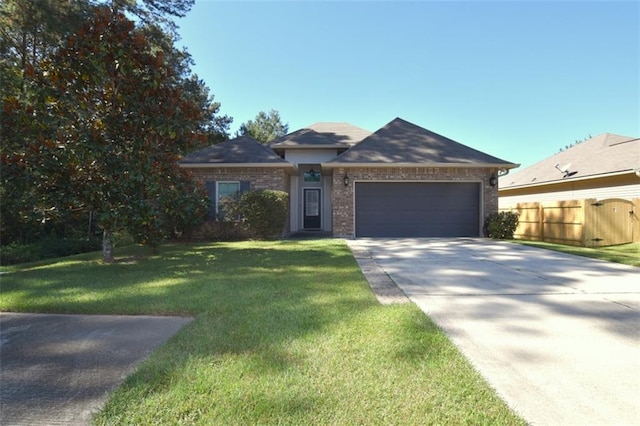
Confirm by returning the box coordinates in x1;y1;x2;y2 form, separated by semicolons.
539;202;544;242
581;199;589;246
633;198;640;243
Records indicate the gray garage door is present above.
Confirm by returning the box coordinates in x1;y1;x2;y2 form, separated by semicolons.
355;182;480;237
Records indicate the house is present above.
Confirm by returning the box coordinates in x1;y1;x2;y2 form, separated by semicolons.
180;117;518;238
498;133;640;246
499;133;640;205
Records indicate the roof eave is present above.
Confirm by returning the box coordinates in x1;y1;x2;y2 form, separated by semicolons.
180;162;295;169
323;162;520;169
499;169;638;192
270;144;353;149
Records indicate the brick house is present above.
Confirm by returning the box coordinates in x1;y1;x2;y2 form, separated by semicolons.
180;117;518;238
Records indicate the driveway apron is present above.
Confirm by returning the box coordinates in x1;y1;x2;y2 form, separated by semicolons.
352;238;640;426
0;313;192;426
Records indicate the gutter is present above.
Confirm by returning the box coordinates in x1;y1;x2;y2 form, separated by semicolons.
270;144;355;149
499;169;639;191
179;162;296;169
322;162;520;169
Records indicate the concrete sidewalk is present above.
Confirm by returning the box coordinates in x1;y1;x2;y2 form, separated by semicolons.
349;238;640;426
0;313;192;425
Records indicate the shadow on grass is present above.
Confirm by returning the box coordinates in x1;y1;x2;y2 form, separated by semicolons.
2;240;365;312
1;239;375;383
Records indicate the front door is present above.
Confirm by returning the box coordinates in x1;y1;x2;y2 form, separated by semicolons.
303;188;321;229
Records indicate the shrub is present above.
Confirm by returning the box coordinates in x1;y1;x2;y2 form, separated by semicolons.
0;243;35;265
194;221;247;241
484;211;519;239
0;236;102;265
228;190;289;240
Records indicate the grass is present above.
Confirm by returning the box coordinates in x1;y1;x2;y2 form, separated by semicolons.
1;240;525;425
515;241;640;267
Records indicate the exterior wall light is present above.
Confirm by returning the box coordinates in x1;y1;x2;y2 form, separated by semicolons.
489;175;498;187
343;173;350;186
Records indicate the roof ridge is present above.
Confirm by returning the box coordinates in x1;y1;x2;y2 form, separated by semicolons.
270;122;370;147
331;117;516;166
308;121;350;126
603;133;638;147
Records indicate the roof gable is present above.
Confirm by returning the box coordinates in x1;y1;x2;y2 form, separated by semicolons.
500;133;640;189
330;117;516;166
270;122;371;148
180;135;288;165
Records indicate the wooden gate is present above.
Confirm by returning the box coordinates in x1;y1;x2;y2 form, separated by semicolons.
584;198;635;247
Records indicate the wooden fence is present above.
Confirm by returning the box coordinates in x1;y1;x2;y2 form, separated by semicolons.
499;198;640;247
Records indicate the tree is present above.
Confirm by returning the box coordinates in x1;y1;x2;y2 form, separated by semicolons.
3;7;214;262
236;109;288;143
111;0;194;37
1;0;218;246
1;2;231;260
0;0;92;94
0;0;94;243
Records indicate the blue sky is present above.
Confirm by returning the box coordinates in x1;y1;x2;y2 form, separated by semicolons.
176;1;639;169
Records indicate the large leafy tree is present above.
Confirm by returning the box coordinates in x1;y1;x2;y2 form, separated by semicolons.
237;109;289;143
0;0;227;247
0;0;92;94
1;6;218;262
0;0;93;243
51;7;213;261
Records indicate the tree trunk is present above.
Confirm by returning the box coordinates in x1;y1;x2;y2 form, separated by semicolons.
102;229;114;263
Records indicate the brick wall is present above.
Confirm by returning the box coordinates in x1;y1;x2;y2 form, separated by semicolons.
187;167;289;192
186;167;291;236
331;166;499;237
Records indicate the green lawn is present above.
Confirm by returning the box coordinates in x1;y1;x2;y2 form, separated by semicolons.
1;240;524;425
516;241;640;267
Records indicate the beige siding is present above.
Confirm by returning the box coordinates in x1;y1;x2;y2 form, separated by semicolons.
499;173;640;207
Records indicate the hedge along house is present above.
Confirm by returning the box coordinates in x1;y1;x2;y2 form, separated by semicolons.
180;117;518;238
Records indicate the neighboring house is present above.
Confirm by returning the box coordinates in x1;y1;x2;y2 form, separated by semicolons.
180;117;518;238
499;133;640;205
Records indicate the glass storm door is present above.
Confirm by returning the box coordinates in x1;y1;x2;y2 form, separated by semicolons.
303;189;321;229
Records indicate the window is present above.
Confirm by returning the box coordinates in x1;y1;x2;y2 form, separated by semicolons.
217;181;240;220
203;180;249;221
303;169;321;182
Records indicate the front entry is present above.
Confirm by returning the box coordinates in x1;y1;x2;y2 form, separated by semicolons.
303;188;321;229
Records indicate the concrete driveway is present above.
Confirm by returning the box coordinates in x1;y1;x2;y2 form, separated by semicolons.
0;313;192;426
350;238;640;426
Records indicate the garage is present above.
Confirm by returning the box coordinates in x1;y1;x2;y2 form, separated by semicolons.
355;182;481;237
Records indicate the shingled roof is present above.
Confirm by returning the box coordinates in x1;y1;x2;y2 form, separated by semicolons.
270;122;371;148
180;135;290;166
500;133;640;189
327;118;518;167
